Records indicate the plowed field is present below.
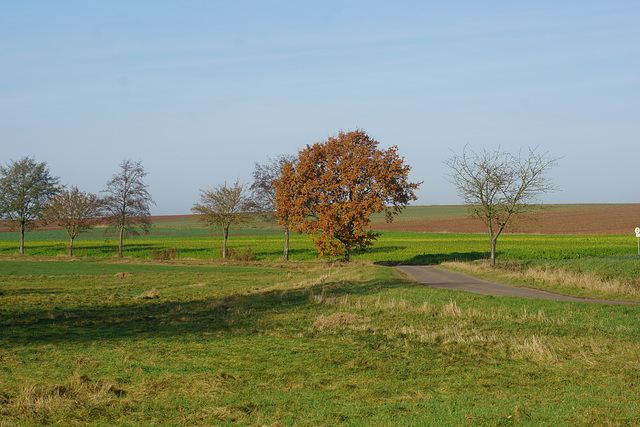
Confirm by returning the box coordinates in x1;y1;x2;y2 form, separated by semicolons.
4;204;638;236
372;204;640;235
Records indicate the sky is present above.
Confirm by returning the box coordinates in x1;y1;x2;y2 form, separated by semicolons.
1;1;639;215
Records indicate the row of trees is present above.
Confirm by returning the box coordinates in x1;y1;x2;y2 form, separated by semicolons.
0;158;154;257
1;130;558;265
191;130;558;265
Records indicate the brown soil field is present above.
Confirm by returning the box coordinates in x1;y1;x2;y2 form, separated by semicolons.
149;215;194;222
373;204;640;235
2;205;639;235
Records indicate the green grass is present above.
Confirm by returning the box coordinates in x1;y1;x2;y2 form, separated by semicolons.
1;230;638;263
1;260;640;425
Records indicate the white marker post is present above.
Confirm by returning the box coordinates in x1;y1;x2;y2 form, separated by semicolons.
636;227;640;255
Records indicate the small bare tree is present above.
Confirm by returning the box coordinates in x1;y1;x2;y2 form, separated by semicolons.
191;180;250;259
249;154;297;260
444;146;559;266
102;159;155;258
43;186;103;256
0;156;60;255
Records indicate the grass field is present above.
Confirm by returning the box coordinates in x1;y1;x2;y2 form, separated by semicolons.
1;261;640;425
1;223;638;262
1;205;640;425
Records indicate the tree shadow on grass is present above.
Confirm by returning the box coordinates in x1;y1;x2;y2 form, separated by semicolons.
376;251;492;266
0;270;402;346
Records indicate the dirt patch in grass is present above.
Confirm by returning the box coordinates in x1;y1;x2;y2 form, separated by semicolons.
114;272;133;277
373;204;640;235
313;312;372;330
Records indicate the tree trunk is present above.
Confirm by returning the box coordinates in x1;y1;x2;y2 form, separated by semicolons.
344;245;350;262
487;221;497;267
19;222;25;255
490;237;497;267
69;237;74;257
222;227;229;259
118;226;124;258
284;227;290;261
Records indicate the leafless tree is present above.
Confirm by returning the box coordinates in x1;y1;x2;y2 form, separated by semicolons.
249;154;296;260
0;156;60;254
43;186;103;256
444;145;559;266
102;159;155;257
191;180;250;259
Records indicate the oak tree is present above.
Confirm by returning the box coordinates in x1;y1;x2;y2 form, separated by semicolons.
102;159;155;257
191;180;250;259
444;145;559;266
0;156;60;254
274;129;421;261
249;154;297;260
43;186;103;256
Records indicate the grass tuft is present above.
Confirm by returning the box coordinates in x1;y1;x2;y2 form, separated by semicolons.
136;289;161;299
513;335;557;362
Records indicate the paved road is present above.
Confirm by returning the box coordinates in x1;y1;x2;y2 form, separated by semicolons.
395;265;638;305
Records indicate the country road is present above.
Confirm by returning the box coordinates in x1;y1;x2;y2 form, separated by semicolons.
395;265;639;305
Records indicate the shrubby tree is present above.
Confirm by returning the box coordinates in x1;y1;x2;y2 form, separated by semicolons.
0;156;60;254
444;145;559;266
102;159;155;257
43;186;103;256
274;129;421;262
249;154;297;260
191;180;250;259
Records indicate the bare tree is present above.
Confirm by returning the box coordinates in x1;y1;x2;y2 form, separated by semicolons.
43;186;103;256
191;180;250;259
444;145;559;266
102;159;155;257
0;156;60;254
249;154;296;260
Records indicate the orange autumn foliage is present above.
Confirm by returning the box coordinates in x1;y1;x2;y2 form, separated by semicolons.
274;130;421;261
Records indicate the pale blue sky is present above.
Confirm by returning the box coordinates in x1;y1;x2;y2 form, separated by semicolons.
2;1;639;214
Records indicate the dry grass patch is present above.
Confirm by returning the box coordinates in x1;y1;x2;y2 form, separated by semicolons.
136;289;161;299
523;266;637;295
512;335;558;362
8;374;126;419
312;312;372;330
442;261;639;297
442;300;462;317
309;283;574;365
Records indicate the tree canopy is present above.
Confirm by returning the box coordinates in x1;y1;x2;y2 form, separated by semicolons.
274;129;421;261
444;145;559;266
249;154;297;260
191;180;250;259
102;159;154;257
43;186;103;256
0;156;60;255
